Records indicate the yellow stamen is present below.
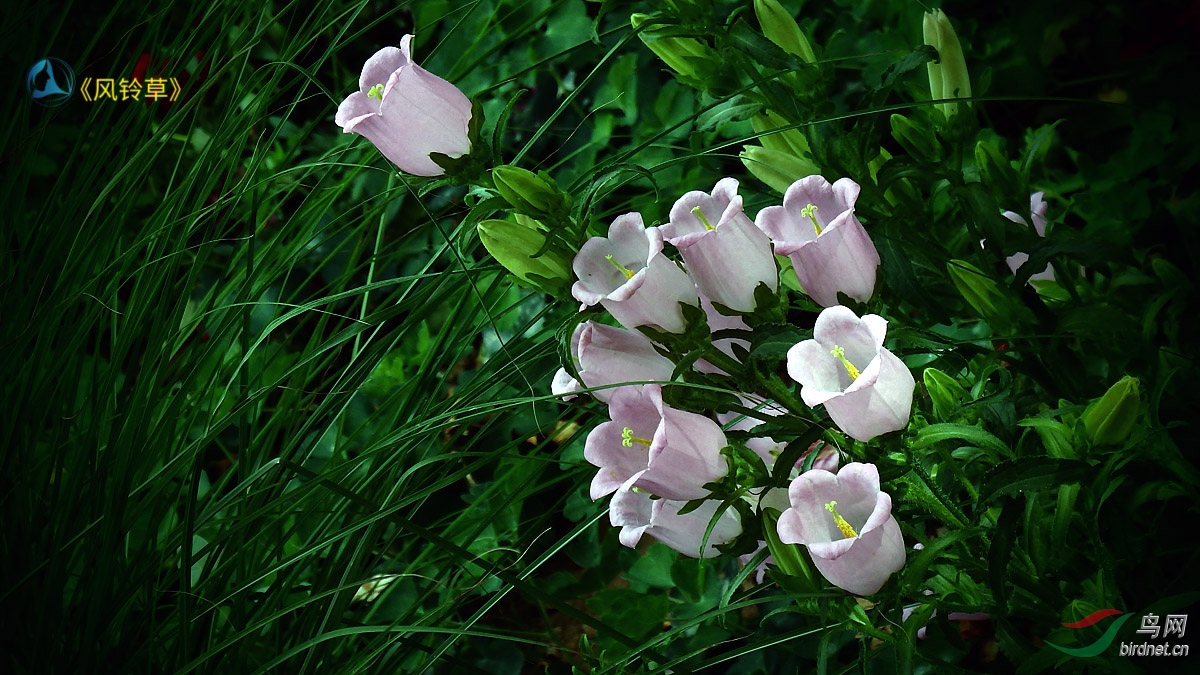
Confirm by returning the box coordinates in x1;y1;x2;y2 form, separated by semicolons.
691;206;717;231
829;345;860;380
366;83;385;100
801;203;822;236
621;426;654;448
605;254;637;280
825;501;859;538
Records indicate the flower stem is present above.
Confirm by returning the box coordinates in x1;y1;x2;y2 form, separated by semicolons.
911;459;969;529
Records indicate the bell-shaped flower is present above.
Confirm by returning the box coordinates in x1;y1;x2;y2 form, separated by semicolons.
610;487;742;558
786;305;914;442
1002;191;1055;283
572;213;698;333
336;35;472;177
660;178;778;313
776;462;905;595
756;176;880;307
584;384;728;501
560;321;675;402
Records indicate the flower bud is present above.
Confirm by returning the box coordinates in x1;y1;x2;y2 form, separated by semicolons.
740;145;822;195
631;14;716;83
750;110;812;158
1082;376;1140;446
946;259;1034;332
492;165;569;218
890;113;940;163
754;0;817;63
923;367;968;422
761;508;822;592
477;218;571;293
974;139;1022;203
923;9;971;120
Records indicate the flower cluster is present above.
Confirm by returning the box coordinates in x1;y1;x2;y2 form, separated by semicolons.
555;176;912;594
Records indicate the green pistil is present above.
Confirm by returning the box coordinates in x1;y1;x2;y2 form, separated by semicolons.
691;206;717;231
621;426;654;448
801;203;822;236
829;345;860;380
825;501;859;538
367;83;385;100
605;255;637;280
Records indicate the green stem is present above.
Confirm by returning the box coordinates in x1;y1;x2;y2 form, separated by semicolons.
911;459;970;529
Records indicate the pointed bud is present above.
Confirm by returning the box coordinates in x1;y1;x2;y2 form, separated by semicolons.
923;9;971;120
492;165;562;216
946;259;1034;332
974;139;1022;201
923;367;968;422
754;0;817;63
631;13;716;83
890;113;940;163
761;508;822;592
1082;376;1140;446
740;145;821;194
478;218;571;293
750;110;812;158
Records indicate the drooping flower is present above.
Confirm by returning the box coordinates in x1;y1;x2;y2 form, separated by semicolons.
776;462;905;595
572;213;698;333
584;384;728;501
609;487;742;558
756;176;880;307
336;35;472;176
660;178;778;313
1001;191;1055;283
786;305;914;442
555;321;675;402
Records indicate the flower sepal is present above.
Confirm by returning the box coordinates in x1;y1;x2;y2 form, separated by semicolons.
632;299;715;362
425;98;492;185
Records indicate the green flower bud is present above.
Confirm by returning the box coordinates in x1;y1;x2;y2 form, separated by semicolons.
750;110;811;158
1082;376;1140;446
761;507;822;593
739;145;821;194
923;8;971;120
631;13;715;83
946;259;1034;333
492;165;563;216
923;367;968;421
477;218;572;293
890;113;940;163
974;139;1022;201
754;0;817;63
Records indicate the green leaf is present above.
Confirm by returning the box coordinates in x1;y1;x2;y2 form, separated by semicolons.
910;422;1012;457
978;458;1093;504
